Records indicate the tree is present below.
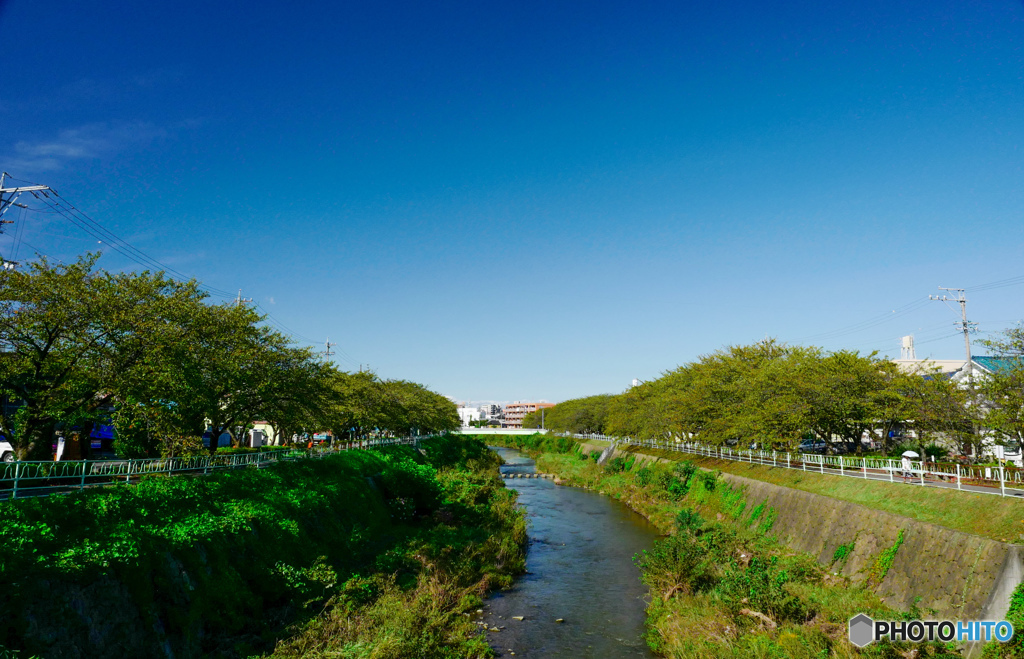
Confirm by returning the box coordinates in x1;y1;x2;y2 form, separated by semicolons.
155;301;330;455
0;255;203;459
979;327;1024;453
523;394;613;434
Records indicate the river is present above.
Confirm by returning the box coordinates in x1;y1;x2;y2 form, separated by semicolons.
482;446;661;658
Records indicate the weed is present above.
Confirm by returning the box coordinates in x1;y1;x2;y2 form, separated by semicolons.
867;529;905;586
831;541;855;565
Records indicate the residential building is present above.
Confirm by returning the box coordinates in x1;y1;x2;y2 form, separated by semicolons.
479;403;503;421
502;401;554;429
458;406;481;427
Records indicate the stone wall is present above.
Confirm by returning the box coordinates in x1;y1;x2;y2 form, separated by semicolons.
583;442;1023;625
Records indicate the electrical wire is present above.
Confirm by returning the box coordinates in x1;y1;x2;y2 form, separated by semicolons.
31;191;236;300
793;298;931;343
969;274;1024;293
12;205;27;262
3;177;365;364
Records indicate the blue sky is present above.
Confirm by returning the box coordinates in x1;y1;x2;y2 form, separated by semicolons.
2;0;1023;403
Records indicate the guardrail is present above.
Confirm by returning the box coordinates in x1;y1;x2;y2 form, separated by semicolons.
0;436;416;501
566;433;1024;498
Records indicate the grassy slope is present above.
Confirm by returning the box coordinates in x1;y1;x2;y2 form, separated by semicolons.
535;451;960;659
0;435;526;659
620;446;1024;543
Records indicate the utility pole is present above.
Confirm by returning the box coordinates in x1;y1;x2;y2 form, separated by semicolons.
929;287;976;378
0;173;49;219
323;337;337;358
0;173;50;268
235;289;253;307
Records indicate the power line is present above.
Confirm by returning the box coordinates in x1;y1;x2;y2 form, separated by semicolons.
32;191;237;299
793;298;930;343
3;175;353;362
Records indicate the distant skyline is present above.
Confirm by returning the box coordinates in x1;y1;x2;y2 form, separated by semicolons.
2;0;1023;402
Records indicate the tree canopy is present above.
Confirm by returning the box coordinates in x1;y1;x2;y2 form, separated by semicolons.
0;256;458;459
535;338;996;456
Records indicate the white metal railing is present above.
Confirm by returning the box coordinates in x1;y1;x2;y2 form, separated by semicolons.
0;436;416;501
564;433;1024;498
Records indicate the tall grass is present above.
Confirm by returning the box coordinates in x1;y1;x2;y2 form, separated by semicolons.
625;446;1024;543
0;435;525;659
535;451;960;658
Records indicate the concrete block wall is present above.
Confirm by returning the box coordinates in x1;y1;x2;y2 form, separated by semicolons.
582;443;1023;623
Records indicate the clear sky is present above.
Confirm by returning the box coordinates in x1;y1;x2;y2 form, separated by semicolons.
2;0;1023;403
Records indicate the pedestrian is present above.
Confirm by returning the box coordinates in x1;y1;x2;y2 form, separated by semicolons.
902;454;913;483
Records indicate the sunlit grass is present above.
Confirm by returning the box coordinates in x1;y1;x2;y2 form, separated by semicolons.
622;446;1024;543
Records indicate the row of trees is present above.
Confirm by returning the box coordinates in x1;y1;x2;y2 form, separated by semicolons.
524;337;1024;457
0;255;459;459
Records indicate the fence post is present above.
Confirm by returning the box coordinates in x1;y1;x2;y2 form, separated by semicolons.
802;454;806;471
81;460;87;490
12;461;20;500
773;451;777;467
786;452;790;469
1000;466;1006;497
862;457;867;479
839;457;844;477
889;462;893;482
820;455;824;474
125;459;132;484
920;462;925;487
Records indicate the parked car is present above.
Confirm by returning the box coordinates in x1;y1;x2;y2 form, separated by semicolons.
798;439;827;454
0;435;14;462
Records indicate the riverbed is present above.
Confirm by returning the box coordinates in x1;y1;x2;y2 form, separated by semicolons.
483;446;660;658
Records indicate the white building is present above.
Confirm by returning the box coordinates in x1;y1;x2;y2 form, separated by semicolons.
457;406;481;427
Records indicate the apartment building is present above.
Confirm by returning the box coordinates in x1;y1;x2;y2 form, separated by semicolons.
502;401;554;429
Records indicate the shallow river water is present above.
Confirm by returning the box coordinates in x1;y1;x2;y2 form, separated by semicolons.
482;447;661;658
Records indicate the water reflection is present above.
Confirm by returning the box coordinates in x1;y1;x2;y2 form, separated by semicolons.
483;446;660;658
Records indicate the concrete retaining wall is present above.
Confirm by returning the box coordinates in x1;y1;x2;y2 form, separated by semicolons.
586;443;1023;624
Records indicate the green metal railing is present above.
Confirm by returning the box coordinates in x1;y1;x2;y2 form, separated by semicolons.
0;436;415;501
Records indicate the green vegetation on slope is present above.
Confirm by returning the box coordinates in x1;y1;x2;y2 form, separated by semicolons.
0;435;525;659
530;446;957;658
622;446;1024;543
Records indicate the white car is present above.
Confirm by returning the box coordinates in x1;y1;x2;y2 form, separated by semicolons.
0;437;14;462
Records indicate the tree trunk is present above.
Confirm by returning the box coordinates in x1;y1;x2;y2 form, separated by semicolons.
23;418;55;461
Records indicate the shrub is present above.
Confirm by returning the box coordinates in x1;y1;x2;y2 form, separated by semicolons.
634;529;728;599
697;469;718;492
666;461;697;499
605;457;628;473
717;554;805;623
378;457;442;515
675;509;705;532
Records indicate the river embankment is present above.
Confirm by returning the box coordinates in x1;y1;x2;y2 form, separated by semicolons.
482;446;659;658
592;443;1024;629
480;433;984;658
0;435;526;659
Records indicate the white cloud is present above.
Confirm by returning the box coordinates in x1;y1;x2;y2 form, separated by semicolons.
1;122;166;173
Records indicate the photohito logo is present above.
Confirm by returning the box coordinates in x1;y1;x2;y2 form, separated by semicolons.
849;613;1014;647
